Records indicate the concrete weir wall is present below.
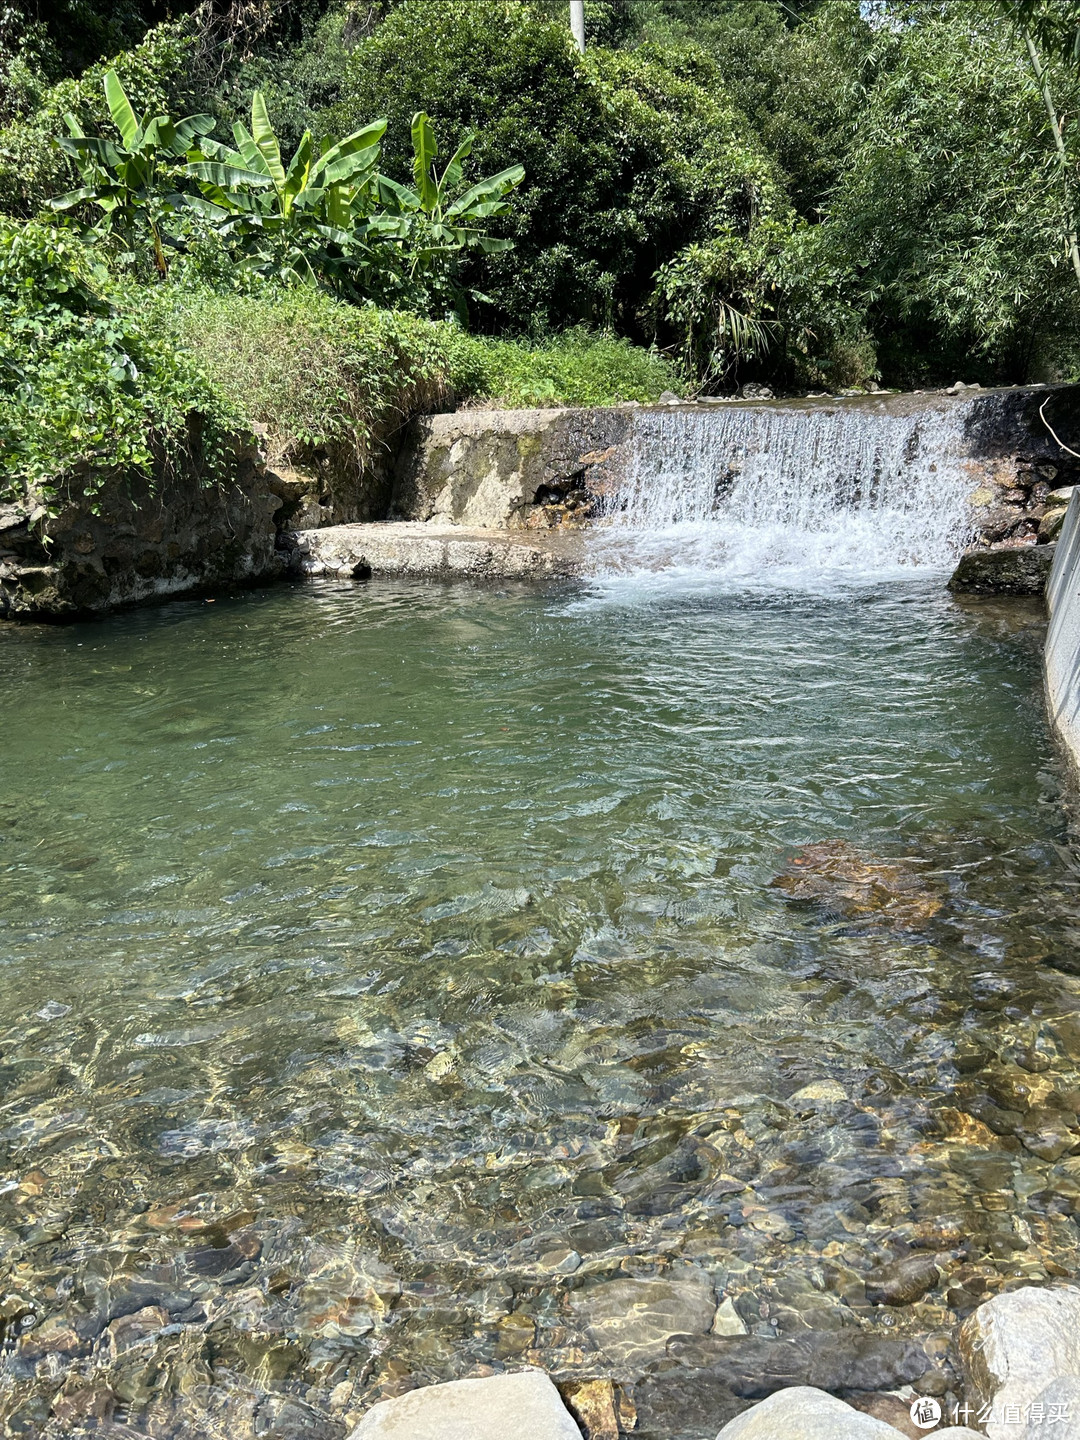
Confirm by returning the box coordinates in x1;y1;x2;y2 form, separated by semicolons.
1046;491;1080;778
4;384;1080;617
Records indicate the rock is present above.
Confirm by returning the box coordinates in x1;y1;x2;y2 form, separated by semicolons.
347;1370;583;1440
102;1305;169;1361
713;1386;983;1438
790;1079;848;1106
863;1257;940;1307
1048;486;1076;505
559;1379;618;1440
947;543;1055;596
1040;508;1069;542
286;522;584;581
771;840;943;929
712;1296;749;1336
667;1330;928;1396
659;390;682;404
849;1393;926;1438
958;1285;1080;1440
739;383;774;400
1020;1376;1080;1438
569;1271;717;1370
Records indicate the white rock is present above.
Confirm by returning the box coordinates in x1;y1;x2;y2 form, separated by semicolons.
712;1296;748;1336
789;1079;847;1105
1021;1376;1080;1439
347;1369;582;1440
713;1386;983;1438
958;1285;1080;1440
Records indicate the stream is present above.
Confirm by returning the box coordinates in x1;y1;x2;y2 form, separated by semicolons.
1;568;1079;1438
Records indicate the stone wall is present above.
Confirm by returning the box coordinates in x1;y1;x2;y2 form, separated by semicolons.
0;427;283;621
390;407;632;529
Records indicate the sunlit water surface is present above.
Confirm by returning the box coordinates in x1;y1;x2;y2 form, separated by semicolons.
1;575;1079;1438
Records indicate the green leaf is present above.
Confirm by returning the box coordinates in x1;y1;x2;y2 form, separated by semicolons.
411;112;439;213
187;160;276;191
282;131;314;215
446;165;525;218
251;92;286;190
439;132;475;194
104;70;140;147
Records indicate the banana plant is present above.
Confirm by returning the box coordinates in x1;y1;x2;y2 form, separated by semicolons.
185;92;387;282
371;112;524;313
50;70;215;276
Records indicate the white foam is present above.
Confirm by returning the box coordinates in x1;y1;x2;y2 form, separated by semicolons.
587;402;973;595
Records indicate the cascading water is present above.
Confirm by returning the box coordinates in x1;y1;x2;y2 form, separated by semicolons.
588;399;975;588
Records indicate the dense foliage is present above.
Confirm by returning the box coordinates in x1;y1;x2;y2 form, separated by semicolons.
2;0;1080;499
0;218;237;507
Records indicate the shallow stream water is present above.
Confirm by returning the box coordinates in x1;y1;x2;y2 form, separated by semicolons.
2;572;1080;1438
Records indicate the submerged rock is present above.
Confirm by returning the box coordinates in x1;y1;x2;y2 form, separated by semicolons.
770;840;943;929
568;1271;716;1370
947;543;1055;595
863;1256;940;1308
347;1370;583;1439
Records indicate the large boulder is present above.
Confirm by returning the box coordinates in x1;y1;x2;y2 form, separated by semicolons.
957;1285;1080;1440
347;1369;582;1440
947;543;1055;595
713;1386;983;1439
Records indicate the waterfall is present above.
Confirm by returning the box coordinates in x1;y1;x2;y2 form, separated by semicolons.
589;399;974;586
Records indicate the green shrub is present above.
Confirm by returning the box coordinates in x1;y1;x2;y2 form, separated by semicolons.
158;288;684;461
449;327;684;406
0;218;238;507
0;18;200;220
328;0;789;335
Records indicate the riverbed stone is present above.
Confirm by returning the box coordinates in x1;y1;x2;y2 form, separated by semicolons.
347;1370;583;1439
1020;1376;1080;1439
863;1256;939;1307
947;543;1055;596
568;1270;716;1369
957;1285;1080;1440
713;1386;982;1439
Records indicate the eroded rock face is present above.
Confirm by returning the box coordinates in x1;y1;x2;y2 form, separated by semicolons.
286;521;584;580
0;429;283;621
347;1369;583;1440
957;1285;1080;1440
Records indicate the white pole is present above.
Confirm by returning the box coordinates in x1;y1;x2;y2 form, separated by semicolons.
570;1;585;53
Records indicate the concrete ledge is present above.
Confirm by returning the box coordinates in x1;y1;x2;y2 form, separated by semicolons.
1047;491;1080;779
285;522;585;580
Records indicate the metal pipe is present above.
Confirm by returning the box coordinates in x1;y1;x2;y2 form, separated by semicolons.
570;1;585;53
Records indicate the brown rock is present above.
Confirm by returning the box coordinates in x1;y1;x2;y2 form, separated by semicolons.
863;1256;940;1307
560;1379;619;1440
103;1305;169;1360
849;1393;924;1438
770;840;943;930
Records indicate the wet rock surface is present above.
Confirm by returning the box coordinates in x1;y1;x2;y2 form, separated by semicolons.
947;543;1056;596
285;521;584;580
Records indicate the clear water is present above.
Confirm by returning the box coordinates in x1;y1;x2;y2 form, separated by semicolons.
1;575;1079;1439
